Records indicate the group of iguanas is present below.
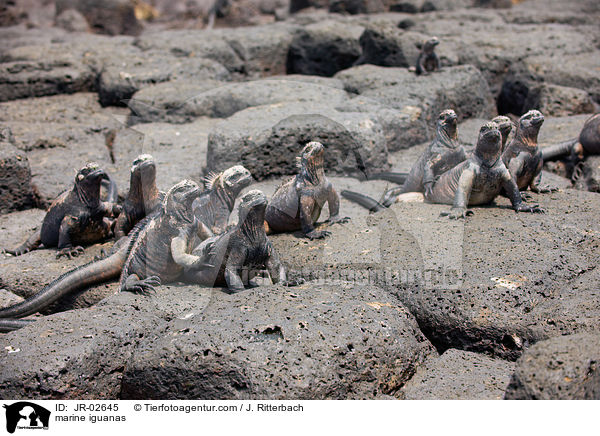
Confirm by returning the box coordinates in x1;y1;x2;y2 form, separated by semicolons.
1;102;598;333
0;142;345;332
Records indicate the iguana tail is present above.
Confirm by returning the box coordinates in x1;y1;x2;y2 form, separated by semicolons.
541;138;578;161
0;244;128;320
368;171;409;185
0;319;34;333
341;190;386;212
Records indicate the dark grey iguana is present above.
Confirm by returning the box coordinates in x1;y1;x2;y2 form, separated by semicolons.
114;154;164;240
501;109;556;194
342;109;467;211
5;163;121;259
0;180;214;332
428;121;545;219
264;141;349;240
186;190;287;293
415;37;440;76
492;115;513;153
192;165;253;236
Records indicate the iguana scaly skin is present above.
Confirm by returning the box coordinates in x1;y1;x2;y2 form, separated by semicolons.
427;122;545;219
342;109;466;211
416;37;440;76
265;141;349;240
0;180;213;331
492;115;513;153
114;154;164;240
5;163;121;259
501;110;555;194
192;165;253;235
186;190;286;293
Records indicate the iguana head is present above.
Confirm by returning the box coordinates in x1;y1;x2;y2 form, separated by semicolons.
475;121;502;166
423;37;439;53
163;179;202;225
437;109;459;143
298;141;325;182
74;162;107;203
491;115;513;150
237;189;268;234
129;154;157;198
517;110;544;145
205;165;253;200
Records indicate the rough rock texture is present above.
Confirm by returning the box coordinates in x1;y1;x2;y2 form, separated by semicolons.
356;26;457;68
400;349;514;399
206;100;390;179
0;206;115;314
128;78;349;123
0;286;214;399
335;64;494;149
97;55;231;107
55;0;143;36
505;332;600;399
521;84;595;118
0;139;35;214
270;188;600;361
287;20;364;77
0;93;127;202
120;282;434;399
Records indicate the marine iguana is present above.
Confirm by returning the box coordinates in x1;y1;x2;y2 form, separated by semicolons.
501;109;555;194
186;190;287;293
429;121;545;219
5;163;121;259
0;180;214;331
193;165;253;235
342;109;466;211
265;141;349;240
542;113;600;161
416;37;440;76
114;154;163;240
493;115;513;153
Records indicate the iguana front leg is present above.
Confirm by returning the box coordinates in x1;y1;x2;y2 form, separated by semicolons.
326;186;350;225
529;167;557;194
224;249;247;293
56;216;84;259
502;169;545;214
441;168;475;219
266;242;287;285
300;193;329;239
171;220;215;270
122;273;161;294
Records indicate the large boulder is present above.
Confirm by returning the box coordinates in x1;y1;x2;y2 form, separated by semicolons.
401;349;515;399
55;0;143;36
356;26;457;68
286;20;364;77
505;333;600;399
0;285;214;399
335;64;495;149
121;282;435;399
520;84;595;118
128;78;349;123
97;53;231;107
499;53;600;116
206;100;390;180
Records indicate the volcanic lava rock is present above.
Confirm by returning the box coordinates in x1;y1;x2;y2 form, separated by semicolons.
505;332;600;399
120;282;435;399
400;349;514;399
0;132;35;214
287;20;364;77
206;100;390;179
55;0;142;36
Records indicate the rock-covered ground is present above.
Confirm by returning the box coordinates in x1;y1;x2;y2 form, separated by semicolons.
1;0;599;399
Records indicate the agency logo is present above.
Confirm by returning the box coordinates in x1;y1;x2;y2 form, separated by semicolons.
3;402;50;433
